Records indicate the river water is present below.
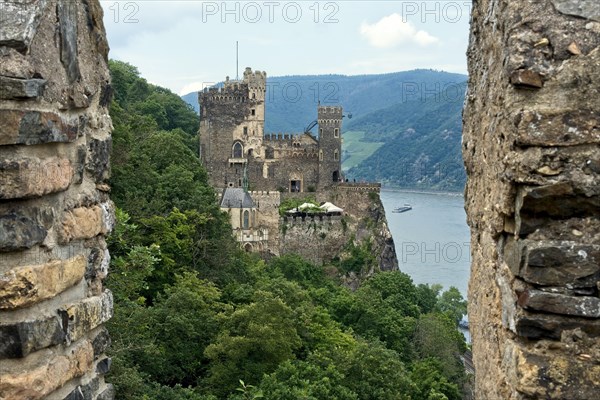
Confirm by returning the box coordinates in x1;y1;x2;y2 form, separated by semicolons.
380;189;472;340
380;189;471;296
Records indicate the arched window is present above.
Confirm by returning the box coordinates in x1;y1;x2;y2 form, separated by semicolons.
334;128;339;138
233;142;243;158
243;210;250;229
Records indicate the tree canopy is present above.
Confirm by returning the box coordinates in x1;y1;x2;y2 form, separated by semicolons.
106;60;470;400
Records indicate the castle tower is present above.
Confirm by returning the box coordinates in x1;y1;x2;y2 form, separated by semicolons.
317;106;343;188
198;68;267;189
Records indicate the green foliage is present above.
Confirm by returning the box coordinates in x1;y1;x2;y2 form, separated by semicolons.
410;359;462;400
107;61;468;400
278;196;319;216
436;286;468;325
258;359;358;400
268;254;324;286
339;240;376;274
204;291;302;397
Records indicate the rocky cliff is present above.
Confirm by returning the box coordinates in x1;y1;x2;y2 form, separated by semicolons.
463;0;600;398
0;1;114;398
280;184;398;288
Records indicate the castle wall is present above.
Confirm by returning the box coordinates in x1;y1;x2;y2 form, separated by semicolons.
464;1;600;398
279;183;397;273
251;191;281;255
0;1;115;398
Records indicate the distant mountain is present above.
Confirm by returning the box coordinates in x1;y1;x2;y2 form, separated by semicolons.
181;69;466;133
346;82;467;192
181;70;467;191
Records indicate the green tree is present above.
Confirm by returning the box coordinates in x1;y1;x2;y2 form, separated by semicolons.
203;291;302;397
409;359;461;400
436;286;467;325
413;313;467;383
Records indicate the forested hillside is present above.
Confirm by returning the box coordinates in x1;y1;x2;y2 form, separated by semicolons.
346;83;467;191
107;60;469;399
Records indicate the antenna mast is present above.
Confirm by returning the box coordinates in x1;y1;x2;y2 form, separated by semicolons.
236;41;239;80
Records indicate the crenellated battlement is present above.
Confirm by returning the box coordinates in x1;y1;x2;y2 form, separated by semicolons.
318;105;343;120
263;132;306;141
243;67;267;89
336;182;381;192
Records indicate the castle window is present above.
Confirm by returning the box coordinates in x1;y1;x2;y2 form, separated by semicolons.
334;128;339;138
251;109;256;116
334;149;339;161
252;93;256;99
243;127;248;135
243;210;250;229
233;142;243;158
319;150;323;161
265;147;274;159
319;128;323;136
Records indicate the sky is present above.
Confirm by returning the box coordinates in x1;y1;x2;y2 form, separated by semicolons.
100;1;471;95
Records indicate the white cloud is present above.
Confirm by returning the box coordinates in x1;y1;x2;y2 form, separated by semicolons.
178;81;207;96
360;13;439;48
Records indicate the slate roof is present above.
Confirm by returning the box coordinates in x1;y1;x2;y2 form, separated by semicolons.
220;188;255;208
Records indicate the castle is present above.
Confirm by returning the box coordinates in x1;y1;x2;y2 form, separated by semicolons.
198;67;355;256
198;67;344;193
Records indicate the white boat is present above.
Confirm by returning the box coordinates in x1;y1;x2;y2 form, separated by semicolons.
392;204;412;213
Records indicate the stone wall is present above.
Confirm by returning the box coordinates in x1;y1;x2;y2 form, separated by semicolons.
0;1;114;398
463;1;600;398
280;184;397;276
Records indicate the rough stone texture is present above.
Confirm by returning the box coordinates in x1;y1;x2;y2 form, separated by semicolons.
0;76;46;99
0;210;47;251
0;0;114;398
0;0;49;51
60;290;114;344
0;315;64;359
0;340;93;400
0;156;73;199
0;110;80;145
464;0;600;398
0;255;86;310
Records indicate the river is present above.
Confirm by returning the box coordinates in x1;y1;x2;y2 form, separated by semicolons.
380;189;471;340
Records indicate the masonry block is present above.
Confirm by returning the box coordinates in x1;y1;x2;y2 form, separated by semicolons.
518;289;600;318
0;210;47;252
0;157;73;199
0;110;80;146
0;255;86;310
0;316;64;359
0;77;46;99
59;205;106;244
60;290;114;343
0;340;93;400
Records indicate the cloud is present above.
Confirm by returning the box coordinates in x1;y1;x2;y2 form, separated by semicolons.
360;13;439;48
178;81;208;96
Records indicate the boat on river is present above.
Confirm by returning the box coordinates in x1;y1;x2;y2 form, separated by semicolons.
392;204;412;213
